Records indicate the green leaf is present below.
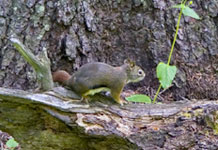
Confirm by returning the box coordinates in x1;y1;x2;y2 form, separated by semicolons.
125;94;151;103
156;62;177;89
183;6;200;19
172;4;185;9
6;138;19;148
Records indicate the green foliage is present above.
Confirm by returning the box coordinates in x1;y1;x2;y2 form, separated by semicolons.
6;138;19;150
156;62;177;89
152;0;200;103
126;94;151;103
125;0;200;104
172;3;200;19
182;6;200;19
172;4;185;9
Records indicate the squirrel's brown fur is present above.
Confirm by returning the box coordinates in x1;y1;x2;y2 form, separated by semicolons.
52;60;145;105
53;70;71;85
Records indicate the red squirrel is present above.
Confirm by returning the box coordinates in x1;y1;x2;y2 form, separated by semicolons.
53;59;145;105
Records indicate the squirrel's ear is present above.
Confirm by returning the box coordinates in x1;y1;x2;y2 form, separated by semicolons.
124;59;135;68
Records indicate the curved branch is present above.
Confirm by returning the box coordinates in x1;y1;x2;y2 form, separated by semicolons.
10;38;53;90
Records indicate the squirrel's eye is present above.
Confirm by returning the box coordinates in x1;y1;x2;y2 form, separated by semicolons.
138;70;143;75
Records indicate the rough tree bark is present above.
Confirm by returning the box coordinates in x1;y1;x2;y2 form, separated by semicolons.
0;0;217;149
0;0;217;99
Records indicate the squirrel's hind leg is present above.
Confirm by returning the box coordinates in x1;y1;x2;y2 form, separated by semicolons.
110;87;127;105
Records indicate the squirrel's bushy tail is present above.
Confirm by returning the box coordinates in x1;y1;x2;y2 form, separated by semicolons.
52;70;71;85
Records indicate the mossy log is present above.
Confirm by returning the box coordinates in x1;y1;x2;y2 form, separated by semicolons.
0;87;217;149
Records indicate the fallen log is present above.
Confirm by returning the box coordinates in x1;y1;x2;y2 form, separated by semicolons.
0;87;217;149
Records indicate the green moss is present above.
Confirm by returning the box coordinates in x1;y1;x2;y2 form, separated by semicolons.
205;111;218;135
0;101;137;150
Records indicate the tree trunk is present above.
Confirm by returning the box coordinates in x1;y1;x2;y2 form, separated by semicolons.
0;0;217;100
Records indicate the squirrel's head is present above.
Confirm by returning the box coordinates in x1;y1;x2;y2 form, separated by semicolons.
124;59;145;83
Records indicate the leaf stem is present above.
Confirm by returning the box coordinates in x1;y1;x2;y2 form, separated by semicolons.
153;1;186;103
167;4;184;65
152;84;162;104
